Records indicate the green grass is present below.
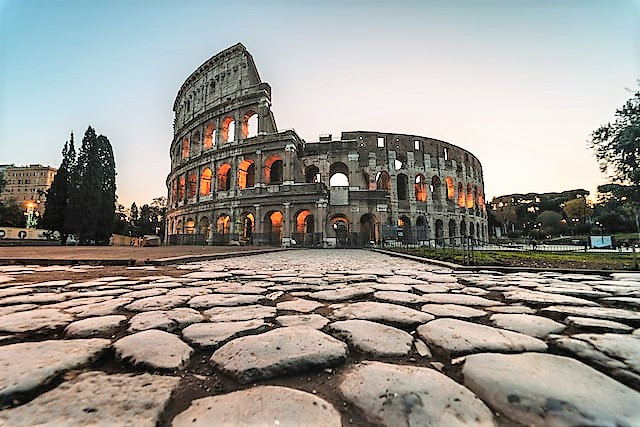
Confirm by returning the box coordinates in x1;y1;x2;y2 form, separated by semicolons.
389;247;640;270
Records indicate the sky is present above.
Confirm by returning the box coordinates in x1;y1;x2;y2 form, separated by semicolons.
1;0;638;208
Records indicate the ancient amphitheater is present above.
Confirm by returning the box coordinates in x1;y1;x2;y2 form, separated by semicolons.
166;43;487;247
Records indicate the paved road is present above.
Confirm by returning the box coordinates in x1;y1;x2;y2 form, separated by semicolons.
0;249;638;426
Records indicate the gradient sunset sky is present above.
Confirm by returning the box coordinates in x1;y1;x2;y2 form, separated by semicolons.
1;0;638;208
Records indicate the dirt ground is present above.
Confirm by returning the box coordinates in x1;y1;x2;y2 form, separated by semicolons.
0;245;266;262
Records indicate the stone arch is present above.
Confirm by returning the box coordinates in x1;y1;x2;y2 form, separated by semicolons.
200;167;212;196
329;162;349;187
178;175;186;200
176;218;183;234
397;173;409;201
242;111;258;139
415;174;427;202
217;164;232;191
416;215;427;240
329;214;350;246
265;155;284;185
221;117;235;143
445;177;455;200
240;212;255;241
469;222;475;242
265;210;283;245
359;213;378;245
448;219;457;243
238;159;256;189
204;123;215;150
466;183;474;208
305;165;320;184
457;182;465;207
199;216;210;236
460;220;467;238
187;171;197;198
376;171;391;192
431;175;442;201
435;219;444;244
216;214;231;235
181;137;189;159
295;209;314;234
185;217;196;234
398;215;411;242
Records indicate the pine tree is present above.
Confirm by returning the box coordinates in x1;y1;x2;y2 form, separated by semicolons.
42;132;76;243
130;202;139;226
94;134;116;243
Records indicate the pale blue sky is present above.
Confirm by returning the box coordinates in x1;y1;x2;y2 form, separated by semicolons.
1;0;638;207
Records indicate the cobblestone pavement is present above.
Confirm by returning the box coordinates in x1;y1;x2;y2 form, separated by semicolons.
0;249;639;426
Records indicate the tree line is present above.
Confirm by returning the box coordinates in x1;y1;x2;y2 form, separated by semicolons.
42;126;116;244
113;198;167;239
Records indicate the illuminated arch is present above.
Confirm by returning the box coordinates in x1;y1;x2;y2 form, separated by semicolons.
445;177;455;200
204;123;215;150
457;182;465;207
295;209;314;234
238;159;256;189
329;162;349;187
181;137;189;159
221;117;235;143
178;175;186;200
200;168;212;196
376;171;391;192
217;164;232;191
415;174;427;202
187;171;197;198
242;111;258;139
216;214;231;235
265;155;284;185
185;217;195;234
466;183;474;208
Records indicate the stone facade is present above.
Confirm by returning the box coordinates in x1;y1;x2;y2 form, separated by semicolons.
166;43;487;246
0;164;57;217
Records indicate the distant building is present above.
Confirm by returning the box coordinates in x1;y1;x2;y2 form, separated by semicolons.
0;164;57;218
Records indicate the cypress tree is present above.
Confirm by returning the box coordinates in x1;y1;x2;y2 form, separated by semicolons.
94;134;116;243
42;132;75;243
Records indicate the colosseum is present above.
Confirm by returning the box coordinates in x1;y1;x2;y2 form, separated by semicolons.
166;43;487;247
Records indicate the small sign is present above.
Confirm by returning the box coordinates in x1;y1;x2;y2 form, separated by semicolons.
376;204;388;212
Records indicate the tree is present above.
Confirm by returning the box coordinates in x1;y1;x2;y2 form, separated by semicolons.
536;210;564;236
42;132;76;243
590;82;640;241
130;202;139;227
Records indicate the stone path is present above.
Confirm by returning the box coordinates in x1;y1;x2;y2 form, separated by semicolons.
0;249;639;426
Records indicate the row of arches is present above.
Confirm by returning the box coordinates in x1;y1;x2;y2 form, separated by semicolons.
178;112;259;160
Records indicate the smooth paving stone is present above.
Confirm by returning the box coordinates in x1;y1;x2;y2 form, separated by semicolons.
0;293;68;305
534;286;610;298
210;326;347;383
420;293;501;306
339;361;495;426
503;289;598;306
0;338;110;401
275;314;330;329
603;296;640;306
46;296;114;310
379;276;429;285
415;272;459;283
188;294;263;308
64;297;134;317
128;311;175;332
0;304;39;317
485;305;536;314
182;320;266;348
204;305;276;322
0;308;74;333
172;385;341;427
0;371;179;426
166;288;210;297
566;316;633;332
463;352;640;426
373;290;423;304
541;305;640;322
182;271;233;279
328;320;413;356
417;319;548;355
167;307;204;327
125;295;189;312
552;333;640;374
489;314;565;338
120;289;168;299
276;298;323;313
331;301;434;326
307;286;375;301
461;287;490;296
370;283;413;292
64;315;127;338
114;330;193;370
414;339;432;357
421;304;487;318
212;285;267;294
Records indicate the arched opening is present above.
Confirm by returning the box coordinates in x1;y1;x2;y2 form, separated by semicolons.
448;219;457;244
330;214;349;247
376;171;391;192
295;210;314;234
445;177;455;200
265;156;283;185
305;165;320;184
416;215;427;240
199;217;210;236
217;164;232;191
457;182;465;207
221;117;235;143
216;214;231;235
266;211;283;245
238;159;256;189
435;219;444;245
415;174;427;202
176;219;183;234
200;168;212;196
240;212;254;241
181;137;189;159
460;220;467;241
329;162;350;187
185;218;196;234
469;222;475;243
478;189;485;210
397;173;408;201
398;215;411;242
171;180;178;203
204;123;215;150
178;175;186;200
431;176;442;201
466;183;474;208
187;171;197;198
360;213;377;246
243;111;258;139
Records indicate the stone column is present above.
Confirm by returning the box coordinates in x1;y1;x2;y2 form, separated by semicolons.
255;150;263;187
254;204;263;244
283;202;291;242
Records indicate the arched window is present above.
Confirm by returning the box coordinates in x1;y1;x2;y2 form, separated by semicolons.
448;219;457;240
241;212;254;240
265;156;283;185
445;177;455;200
216;214;231;235
397;173;408;201
415;174;427;202
178;175;186;200
266;211;283;245
199;217;210;236
431;176;442;201
217;164;232;191
457;182;465;207
171;180;177;203
221;117;235;143
187;171;197;198
181;137;189;159
460;220;467;237
376;171;391;192
200;168;212;196
238;159;256;189
466;183;474;208
243;111;258;139
329;162;349;187
305;165;320;183
185;218;196;234
204;123;215;150
296;210;314;234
